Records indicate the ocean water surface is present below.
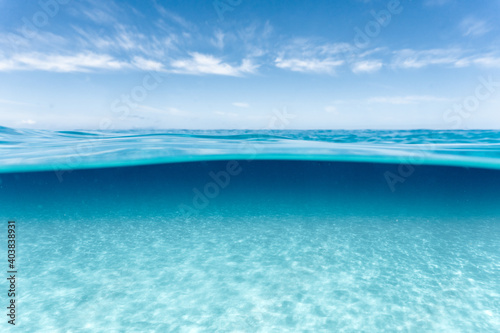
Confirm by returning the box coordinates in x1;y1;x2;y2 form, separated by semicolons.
0;128;499;331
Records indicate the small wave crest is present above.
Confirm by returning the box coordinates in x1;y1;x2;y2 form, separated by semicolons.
1;129;500;173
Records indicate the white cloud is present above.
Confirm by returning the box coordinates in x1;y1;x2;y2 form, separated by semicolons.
281;39;352;57
0;52;129;72
132;56;164;71
392;48;500;69
233;102;250;108
82;9;115;24
274;40;500;74
0;31;67;51
275;57;344;74
392;48;464;69
352;60;383;73
236;21;274;57
461;18;491;37
72;24;172;59
153;2;194;30
211;30;225;49
274;39;350;74
171;52;258;76
325;106;339;114
0;98;37;107
2;6;499;78
473;56;500;68
367;95;451;105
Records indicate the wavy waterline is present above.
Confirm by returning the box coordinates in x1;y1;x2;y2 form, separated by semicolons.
2;127;500;173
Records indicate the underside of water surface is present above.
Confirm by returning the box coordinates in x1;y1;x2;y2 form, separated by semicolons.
2;128;500;173
1;158;499;331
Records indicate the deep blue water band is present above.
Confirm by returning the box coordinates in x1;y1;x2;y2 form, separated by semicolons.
2;160;500;219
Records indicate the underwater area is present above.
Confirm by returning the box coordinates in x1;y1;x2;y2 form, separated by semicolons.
0;129;499;331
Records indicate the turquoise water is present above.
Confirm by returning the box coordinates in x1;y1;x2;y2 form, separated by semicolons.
1;128;499;331
2;127;500;173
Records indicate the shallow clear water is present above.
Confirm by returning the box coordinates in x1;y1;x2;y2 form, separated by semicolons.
1;129;499;331
2;127;500;172
11;215;500;331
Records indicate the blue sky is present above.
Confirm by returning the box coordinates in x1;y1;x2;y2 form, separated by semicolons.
0;0;499;129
